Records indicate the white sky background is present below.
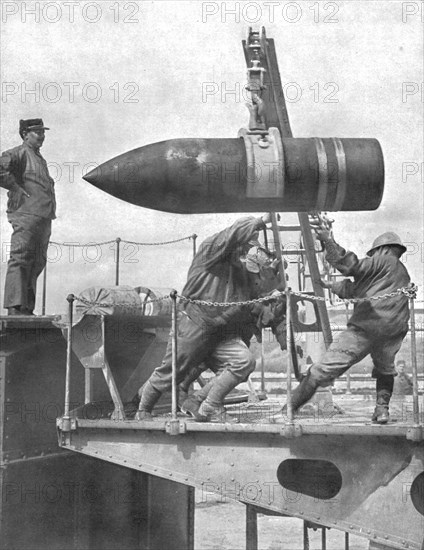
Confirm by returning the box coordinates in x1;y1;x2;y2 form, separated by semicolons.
0;0;423;313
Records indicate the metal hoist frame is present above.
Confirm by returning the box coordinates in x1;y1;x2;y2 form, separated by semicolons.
242;27;333;353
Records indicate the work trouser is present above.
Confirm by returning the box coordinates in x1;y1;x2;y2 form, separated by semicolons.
148;313;255;395
4;213;51;312
309;325;405;387
195;337;256;405
147;312;222;394
203;337;256;381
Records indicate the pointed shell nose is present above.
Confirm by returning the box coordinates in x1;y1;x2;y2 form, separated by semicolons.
83;166;101;185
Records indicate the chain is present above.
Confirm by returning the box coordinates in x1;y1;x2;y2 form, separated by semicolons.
291;284;418;304
400;283;419;298
72;284;418;310
50;235;193;248
177;293;282;308
50;240;116;247
121;236;193;246
178;284;418;308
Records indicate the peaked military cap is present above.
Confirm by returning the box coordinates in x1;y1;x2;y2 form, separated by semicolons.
19;118;50;139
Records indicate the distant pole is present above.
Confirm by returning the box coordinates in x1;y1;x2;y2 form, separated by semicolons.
115;238;121;286
321;527;327;550
303;521;309;550
245;504;258;550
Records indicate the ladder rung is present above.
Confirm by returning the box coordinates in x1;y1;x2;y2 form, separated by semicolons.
277;225;302;231
279;250;325;256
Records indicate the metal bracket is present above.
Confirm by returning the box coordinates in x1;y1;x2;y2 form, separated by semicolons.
165;419;187;436
56;416;77;432
406;425;423;441
238;126;284;199
280;423;303;438
109;408;127;422
290;292;323;333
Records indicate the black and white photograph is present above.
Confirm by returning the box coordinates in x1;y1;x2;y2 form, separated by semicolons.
0;1;423;549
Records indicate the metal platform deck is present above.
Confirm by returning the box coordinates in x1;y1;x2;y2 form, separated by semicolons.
67;395;423;439
58;395;424;550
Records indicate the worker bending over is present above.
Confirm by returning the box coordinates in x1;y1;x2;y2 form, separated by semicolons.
136;214;282;422
179;290;291;422
287;217;411;424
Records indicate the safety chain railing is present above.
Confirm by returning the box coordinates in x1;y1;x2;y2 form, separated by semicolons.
49;235;196;248
62;283;421;433
177;284;418;308
72;283;418;310
41;234;197;314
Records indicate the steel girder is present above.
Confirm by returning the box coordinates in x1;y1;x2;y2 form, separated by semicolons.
59;424;424;550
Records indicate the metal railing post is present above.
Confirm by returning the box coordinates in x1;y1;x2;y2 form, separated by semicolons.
115;237;121;286
192;234;197;257
303;521;309;550
345;303;351;394
321;527;326;550
42;265;47;315
262;227;268;249
63;294;75;431
171;290;178;421
260;329;266;393
286;288;294;424
409;295;420;425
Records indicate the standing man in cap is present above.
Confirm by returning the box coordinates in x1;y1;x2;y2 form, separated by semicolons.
0;119;56;315
284;219;412;424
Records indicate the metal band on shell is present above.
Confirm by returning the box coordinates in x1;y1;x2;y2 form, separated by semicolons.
238;127;284;199
314;137;329;211
332;137;347;211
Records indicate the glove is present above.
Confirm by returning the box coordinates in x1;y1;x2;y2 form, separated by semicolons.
203;316;227;330
309;214;333;242
261;212;272;225
318;278;334;290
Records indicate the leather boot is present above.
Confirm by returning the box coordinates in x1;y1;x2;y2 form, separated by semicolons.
281;371;320;415
179;365;204;393
135;381;161;421
372;375;394;424
181;395;207;421
198;370;240;423
181;379;214;421
7;307;25;316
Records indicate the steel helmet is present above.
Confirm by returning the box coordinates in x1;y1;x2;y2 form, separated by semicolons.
367;232;407;256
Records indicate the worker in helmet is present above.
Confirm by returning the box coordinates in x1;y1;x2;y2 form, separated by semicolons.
285;219;411;424
136;214;283;422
